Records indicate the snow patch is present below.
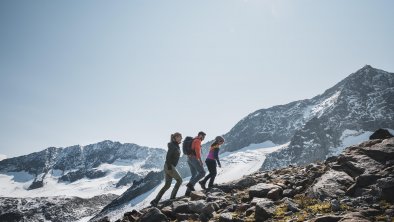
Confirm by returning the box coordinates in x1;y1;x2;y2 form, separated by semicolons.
310;91;341;118
328;129;373;157
0;159;155;198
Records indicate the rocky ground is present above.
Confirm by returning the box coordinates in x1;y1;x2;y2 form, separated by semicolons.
98;134;394;222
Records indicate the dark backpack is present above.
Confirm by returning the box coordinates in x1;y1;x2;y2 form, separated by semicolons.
182;136;194;155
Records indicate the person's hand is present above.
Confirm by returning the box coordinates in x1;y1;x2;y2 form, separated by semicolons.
218;164;222;168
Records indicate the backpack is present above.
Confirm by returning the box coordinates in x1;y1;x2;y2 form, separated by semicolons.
182;136;195;155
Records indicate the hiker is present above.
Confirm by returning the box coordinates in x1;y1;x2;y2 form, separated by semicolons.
150;132;183;207
199;136;224;190
185;131;206;195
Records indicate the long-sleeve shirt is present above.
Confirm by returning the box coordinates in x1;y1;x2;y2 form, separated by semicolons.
191;137;202;160
206;142;221;166
166;141;181;167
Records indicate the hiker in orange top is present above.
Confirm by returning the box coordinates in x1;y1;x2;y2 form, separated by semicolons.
185;131;206;196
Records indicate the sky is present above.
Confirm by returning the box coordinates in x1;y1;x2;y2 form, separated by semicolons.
0;0;393;158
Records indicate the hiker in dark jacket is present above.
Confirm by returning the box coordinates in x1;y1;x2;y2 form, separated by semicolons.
150;132;183;207
199;136;224;190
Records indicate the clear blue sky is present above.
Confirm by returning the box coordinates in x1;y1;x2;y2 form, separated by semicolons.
1;0;393;158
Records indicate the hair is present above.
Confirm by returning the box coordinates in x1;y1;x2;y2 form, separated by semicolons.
171;132;182;142
215;136;225;143
198;131;206;137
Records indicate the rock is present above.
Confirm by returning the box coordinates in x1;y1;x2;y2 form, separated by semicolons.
172;201;190;214
307;169;354;200
359;208;381;217
190;191;206;201
338;212;370;222
369;129;393;140
267;187;282;200
98;217;111;222
249;183;282;198
356;174;380;187
236;203;250;212
188;200;206;213
282;189;295;197
255;198;275;221
251;197;266;205
219;212;233;222
376;177;394;189
202;203;216;214
246;206;255;216
331;199;340;212
123;210;141;222
160;206;172;218
139;207;168;222
312;215;342;222
282;197;300;213
175;213;199;221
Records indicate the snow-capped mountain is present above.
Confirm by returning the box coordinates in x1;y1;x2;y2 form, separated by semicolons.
205;65;393;170
0;141;172;221
0;140;167;196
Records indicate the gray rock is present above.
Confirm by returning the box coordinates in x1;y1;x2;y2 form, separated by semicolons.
249;183;282;198
188;200;206;213
267;187;282;200
139;207;168;222
175;213;199;221
331;199;340;212
282;197;300;213
255;198;275;221
219;212;233;222
312;215;342;222
283;189;295;197
172;201;190;214
308;169;354;200
190;191;206;201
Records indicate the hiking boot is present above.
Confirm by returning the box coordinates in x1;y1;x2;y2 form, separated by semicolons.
199;181;206;190
150;199;158;207
186;183;195;191
185;188;191;197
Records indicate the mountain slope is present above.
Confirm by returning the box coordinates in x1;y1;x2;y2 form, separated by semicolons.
262;65;394;169
203;65;394;170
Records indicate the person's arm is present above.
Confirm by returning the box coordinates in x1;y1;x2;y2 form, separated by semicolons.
166;143;175;170
214;148;221;167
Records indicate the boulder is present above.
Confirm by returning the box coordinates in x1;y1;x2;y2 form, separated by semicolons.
369;129;393;140
311;215;342;222
172;201;190;214
219;212;233;222
188;200;206;213
190;191;206;201
255;198;275;221
308;169;354;200
249;183;282;198
266;187;282;200
139;207;168;222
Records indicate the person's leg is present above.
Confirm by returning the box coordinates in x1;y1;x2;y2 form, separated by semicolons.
187;157;197;185
189;157;206;185
208;162;217;188
186;157;197;195
199;159;214;189
151;167;171;206
168;167;182;199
